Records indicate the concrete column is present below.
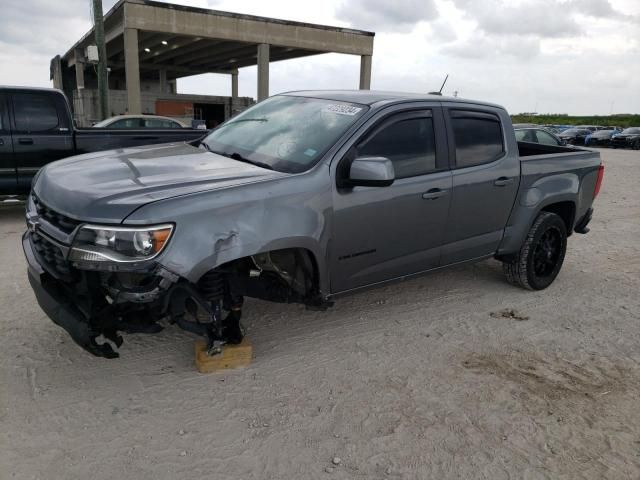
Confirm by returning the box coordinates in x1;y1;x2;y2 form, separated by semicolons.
72;50;86;126
168;79;177;94
257;43;269;101
123;28;142;114
159;69;167;93
231;70;239;99
51;55;63;90
359;55;372;90
74;49;85;90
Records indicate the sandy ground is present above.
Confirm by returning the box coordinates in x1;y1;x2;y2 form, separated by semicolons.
1;148;639;480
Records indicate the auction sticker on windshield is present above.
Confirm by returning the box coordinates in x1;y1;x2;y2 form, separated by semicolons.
323;104;363;116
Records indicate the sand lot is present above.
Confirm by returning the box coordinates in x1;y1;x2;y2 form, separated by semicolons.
1;148;639;479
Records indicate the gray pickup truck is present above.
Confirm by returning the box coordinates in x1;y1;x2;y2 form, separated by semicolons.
23;91;604;358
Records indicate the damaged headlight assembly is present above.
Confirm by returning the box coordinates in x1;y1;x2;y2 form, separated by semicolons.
69;224;174;263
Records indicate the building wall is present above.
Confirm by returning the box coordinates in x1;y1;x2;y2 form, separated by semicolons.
80;73;172;94
72;88;253;126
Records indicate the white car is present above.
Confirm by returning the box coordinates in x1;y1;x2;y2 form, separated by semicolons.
93;115;187;129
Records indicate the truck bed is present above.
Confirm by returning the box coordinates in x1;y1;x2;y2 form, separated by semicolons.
514;139;601;237
517;140;588;157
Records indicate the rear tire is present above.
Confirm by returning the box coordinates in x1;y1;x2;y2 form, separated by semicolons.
502;212;567;290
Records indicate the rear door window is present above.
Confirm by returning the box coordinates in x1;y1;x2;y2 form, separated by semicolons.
12;93;59;132
144;118;181;128
515;129;536;142
535;130;561;146
111;118;143;128
450;111;504;168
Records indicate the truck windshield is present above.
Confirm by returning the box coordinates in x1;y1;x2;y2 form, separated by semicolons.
201;95;368;173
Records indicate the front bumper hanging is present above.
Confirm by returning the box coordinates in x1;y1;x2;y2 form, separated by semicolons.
24;233;123;358
23;231;243;358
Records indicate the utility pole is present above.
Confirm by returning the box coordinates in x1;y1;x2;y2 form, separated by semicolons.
92;0;109;119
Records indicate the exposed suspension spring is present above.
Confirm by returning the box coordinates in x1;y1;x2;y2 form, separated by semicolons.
198;269;226;301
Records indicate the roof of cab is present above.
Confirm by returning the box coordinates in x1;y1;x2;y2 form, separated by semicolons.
0;85;63;94
281;90;505;110
93;114;189;127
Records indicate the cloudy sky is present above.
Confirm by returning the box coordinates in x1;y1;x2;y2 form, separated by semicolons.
1;0;638;115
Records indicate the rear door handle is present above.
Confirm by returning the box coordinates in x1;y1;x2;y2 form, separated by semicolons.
18;138;34;145
422;188;447;200
494;177;514;187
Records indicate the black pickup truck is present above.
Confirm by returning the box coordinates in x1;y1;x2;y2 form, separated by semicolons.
0;86;206;195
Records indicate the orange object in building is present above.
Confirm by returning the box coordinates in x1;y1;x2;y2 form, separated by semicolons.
155;100;194;117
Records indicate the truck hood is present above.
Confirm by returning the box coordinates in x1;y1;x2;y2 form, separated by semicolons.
33;142;289;223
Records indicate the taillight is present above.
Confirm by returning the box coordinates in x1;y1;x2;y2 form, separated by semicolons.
594;164;604;199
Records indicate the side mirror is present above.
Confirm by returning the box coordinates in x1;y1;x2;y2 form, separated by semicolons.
348;156;395;187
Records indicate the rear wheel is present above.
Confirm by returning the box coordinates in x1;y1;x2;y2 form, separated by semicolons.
502;211;567;290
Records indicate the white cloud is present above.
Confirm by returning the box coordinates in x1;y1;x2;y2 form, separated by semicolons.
451;0;637;38
336;0;439;32
452;0;582;38
441;34;541;60
0;0;638;115
427;19;458;43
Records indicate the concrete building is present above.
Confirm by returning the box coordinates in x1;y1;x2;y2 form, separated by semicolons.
51;0;375;127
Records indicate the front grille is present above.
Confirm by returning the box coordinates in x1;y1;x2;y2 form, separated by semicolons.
32;195;80;234
31;232;72;279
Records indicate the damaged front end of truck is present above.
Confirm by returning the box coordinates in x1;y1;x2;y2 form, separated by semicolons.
23;193;323;358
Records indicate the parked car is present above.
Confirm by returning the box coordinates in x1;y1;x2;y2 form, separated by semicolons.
512;124;564;135
93;115;187;129
0;86;207;194
585;129;621;147
558;128;592;145
23;91;603;358
514;127;568;147
542;125;564;134
610;127;640;150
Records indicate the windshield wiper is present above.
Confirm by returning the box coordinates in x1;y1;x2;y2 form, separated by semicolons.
201;143;273;170
227;152;273;170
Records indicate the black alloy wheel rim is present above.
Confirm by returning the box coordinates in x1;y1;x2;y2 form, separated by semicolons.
533;228;562;277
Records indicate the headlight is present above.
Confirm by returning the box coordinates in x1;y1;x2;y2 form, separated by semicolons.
69;224;174;263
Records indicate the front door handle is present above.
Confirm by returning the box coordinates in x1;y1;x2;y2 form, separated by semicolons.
18;138;34;145
0;139;4;146
494;177;514;187
422;188;447;200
